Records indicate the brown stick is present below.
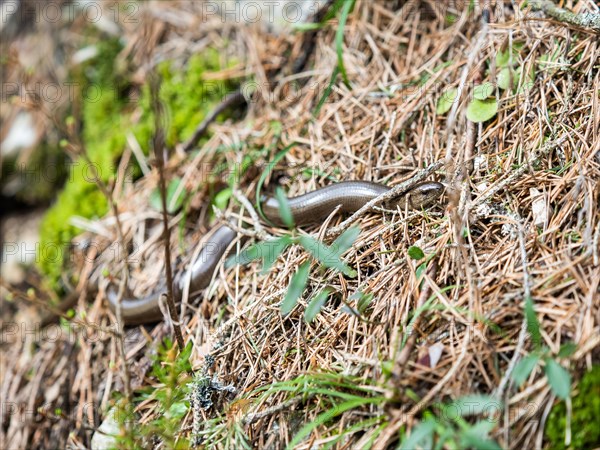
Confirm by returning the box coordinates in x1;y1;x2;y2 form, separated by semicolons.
180;89;247;153
529;0;600;33
148;70;185;351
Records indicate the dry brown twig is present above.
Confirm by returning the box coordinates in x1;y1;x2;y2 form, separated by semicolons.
529;0;600;32
325;160;444;237
148;69;185;351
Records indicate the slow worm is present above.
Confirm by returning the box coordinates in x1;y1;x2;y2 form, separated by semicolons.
51;180;444;325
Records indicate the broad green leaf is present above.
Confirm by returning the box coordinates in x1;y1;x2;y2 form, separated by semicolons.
313;66;340;117
496;48;510;68
466;98;498;123
436;87;458;115
355;291;374;313
304;288;332;322
512;354;540;387
497;67;513;90
461;431;503;450
525;296;542;349
150;177;186;214
496;42;523;67
446;395;502;417
259;235;294;274
473;82;495;100
331;226;360;257
293;22;323;32
460;421;502;450
544;358;571;400
286;396;385;450
256;144;294;221
166;402;188;419
213;187;232;211
515;65;536;93
415;262;427;281
299;235;356;277
408;246;425;261
399;419;436;450
558;342;577;358
275;187;294;228
281;262;311;315
225;236;292;271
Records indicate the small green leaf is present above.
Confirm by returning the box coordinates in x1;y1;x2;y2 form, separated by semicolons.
213;188;232;211
473;82;495;100
461;430;503;450
466;98;498;123
515;65;535;93
149;177;186;214
512;354;540;387
226;236;292;271
447;395;502;417
355;291;374;313
525;296;542;349
436;87;458;115
400;419;436;450
313;66;340;117
293;22;323;32
304;288;332;322
497;67;513;90
331;226;360;257
256;144;294;220
275;187;294;228
166;402;188;419
496;49;509;68
557;342;577;358
298;235;356;277
260;236;294;274
496;43;522;68
415;262;427;281
544;358;571;400
281;262;311;316
408;246;425;261
381;360;394;378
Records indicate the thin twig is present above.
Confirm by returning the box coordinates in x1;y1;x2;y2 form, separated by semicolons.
290;0;336;74
470;134;568;209
231;189;270;240
243;394;315;425
325;161;444;238
148;70;185;351
529;0;600;32
390;261;438;384
493;221;531;403
180;90;246;153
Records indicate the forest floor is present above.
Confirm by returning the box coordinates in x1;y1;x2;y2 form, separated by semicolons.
1;1;599;449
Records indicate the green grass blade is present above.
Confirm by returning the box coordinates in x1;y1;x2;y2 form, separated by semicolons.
299;234;356;277
335;0;356;88
304;288;332;323
281;261;311;315
286;396;385;450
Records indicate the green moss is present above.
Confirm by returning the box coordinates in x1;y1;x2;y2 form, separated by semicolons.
544;365;600;449
38;38;125;289
38;41;239;290
133;49;236;148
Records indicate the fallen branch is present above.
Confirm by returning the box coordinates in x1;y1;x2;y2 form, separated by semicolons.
529;0;600;33
325;160;444;238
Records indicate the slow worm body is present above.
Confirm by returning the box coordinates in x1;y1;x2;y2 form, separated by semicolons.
75;181;443;325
